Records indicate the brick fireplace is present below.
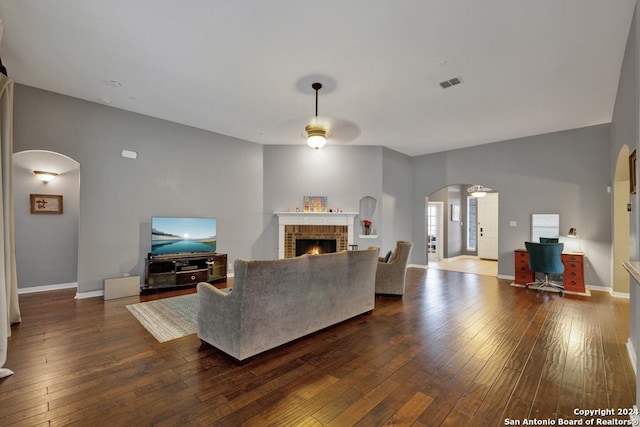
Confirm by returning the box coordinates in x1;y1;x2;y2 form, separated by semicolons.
275;212;358;259
285;225;346;258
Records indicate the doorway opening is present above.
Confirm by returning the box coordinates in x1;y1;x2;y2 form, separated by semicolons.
427;201;443;262
426;184;498;276
613;146;631;295
13;150;80;291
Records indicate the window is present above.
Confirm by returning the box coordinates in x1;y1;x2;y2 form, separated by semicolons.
467;196;477;250
427;205;437;254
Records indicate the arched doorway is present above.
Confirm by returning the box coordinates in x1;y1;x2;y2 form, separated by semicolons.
13;150;80;291
426;183;498;276
613;146;631;295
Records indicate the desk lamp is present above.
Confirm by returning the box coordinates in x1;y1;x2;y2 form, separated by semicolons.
567;228;582;252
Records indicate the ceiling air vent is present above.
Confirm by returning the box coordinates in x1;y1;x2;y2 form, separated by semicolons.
439;76;463;89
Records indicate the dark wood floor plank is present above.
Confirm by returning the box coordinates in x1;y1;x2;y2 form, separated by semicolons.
0;269;634;426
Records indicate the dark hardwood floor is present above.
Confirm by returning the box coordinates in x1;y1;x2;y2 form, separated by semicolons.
0;268;635;426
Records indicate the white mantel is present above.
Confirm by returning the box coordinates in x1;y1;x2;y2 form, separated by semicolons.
275;211;358;259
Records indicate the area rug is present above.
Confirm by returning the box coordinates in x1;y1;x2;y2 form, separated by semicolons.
126;293;199;343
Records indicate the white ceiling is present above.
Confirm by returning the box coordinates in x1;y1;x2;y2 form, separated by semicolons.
0;1;635;157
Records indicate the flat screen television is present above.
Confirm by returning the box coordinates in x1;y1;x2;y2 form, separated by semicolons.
151;216;217;256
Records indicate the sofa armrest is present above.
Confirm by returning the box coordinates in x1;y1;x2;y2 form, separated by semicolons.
197;282;241;356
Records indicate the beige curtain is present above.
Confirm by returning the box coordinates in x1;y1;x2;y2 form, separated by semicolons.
0;73;19;379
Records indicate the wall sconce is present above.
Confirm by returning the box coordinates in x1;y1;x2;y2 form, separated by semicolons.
33;170;58;183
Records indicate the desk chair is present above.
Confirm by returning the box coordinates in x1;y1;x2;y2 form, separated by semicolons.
539;237;559;243
524;241;565;296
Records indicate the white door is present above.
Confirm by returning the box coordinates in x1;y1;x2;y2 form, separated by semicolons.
477;193;499;260
427;202;443;262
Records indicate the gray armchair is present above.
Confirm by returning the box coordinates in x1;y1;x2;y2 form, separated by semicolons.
374;240;413;296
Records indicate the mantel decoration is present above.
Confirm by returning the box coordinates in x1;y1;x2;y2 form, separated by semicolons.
362;219;372;235
30;194;63;214
303;196;328;212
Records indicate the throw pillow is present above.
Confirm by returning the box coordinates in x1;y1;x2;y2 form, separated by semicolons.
383;250;393;263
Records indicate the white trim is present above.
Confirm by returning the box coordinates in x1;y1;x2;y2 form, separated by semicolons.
498;274;515;281
18;282;77;294
408;264;428;269
586;284;630;298
611;290;631;299
75;290;104;299
626;338;637;375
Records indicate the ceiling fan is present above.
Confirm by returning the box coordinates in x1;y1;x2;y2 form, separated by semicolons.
305;82;328;150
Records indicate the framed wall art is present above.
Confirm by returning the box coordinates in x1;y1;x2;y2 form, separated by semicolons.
451;204;460;222
303;196;327;212
30;194;63;214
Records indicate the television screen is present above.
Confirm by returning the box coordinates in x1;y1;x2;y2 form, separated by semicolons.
151;217;217;256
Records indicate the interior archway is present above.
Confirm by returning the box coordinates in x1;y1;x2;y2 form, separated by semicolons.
426;183;498;277
613;145;631;295
13;150;80;292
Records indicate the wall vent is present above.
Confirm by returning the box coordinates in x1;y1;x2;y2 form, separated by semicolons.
439;76;463;89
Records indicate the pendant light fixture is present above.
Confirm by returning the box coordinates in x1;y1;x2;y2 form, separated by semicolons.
467;184;492;197
305;82;327;150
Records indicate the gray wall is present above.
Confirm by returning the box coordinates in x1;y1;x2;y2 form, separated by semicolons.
262;145;386;259
381;147;413;253
411;124;612;287
10;82;616;296
445;185;463;258
13;166;79;288
13;85;264;295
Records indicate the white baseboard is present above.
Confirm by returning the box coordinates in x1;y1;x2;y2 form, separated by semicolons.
18;282;77;294
587;284;630;299
611;290;631;299
22;274;236;300
75;289;104;299
408;264;428;269
627;338;637;375
632;406;640;426
498;274;515;281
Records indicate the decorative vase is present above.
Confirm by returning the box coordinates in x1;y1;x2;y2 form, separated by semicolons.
364;226;371;235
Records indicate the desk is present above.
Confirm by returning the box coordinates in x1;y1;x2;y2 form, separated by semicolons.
514;249;585;293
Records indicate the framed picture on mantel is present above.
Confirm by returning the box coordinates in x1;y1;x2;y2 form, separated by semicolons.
30;194;63;214
303;196;327;212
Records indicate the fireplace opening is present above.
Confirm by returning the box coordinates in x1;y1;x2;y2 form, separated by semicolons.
296;239;337;257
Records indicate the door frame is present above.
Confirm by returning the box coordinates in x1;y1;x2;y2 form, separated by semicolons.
427;201;444;262
477;192;499;260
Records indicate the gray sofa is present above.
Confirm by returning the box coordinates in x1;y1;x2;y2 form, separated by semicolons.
197;248;379;361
